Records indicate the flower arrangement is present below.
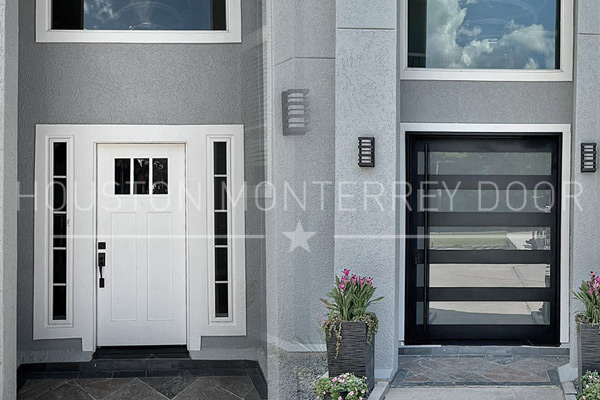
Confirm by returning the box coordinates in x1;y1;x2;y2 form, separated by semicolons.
313;372;368;400
574;272;600;325
579;371;600;400
321;269;383;357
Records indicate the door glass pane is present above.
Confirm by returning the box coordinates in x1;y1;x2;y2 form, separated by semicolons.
52;286;67;320
430;264;551;288
53;178;67;211
214;142;227;175
214;177;228;211
53;142;67;176
152;158;168;195
429;227;551;250
215;247;228;282
53;214;68;248
407;0;559;70
115;158;131;195
419;152;552;175
429;302;551;325
215;283;229;318
52;0;227;31
419;189;554;213
133;158;150;195
215;213;228;246
53;250;67;284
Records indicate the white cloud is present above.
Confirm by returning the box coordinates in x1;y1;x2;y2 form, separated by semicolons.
425;0;556;69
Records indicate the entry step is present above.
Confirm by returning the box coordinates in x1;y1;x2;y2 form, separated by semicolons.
93;345;189;360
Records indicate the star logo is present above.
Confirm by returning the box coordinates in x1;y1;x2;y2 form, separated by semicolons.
283;221;316;252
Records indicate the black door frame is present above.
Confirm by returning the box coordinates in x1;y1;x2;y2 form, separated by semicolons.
404;132;562;345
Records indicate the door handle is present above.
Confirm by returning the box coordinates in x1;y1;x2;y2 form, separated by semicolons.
98;243;106;288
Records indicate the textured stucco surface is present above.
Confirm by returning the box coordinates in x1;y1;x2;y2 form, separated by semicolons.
335;2;399;378
401;81;573;124
265;0;336;397
0;0;19;396
17;0;266;365
570;10;600;372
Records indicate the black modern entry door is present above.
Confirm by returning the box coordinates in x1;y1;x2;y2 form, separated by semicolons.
405;134;561;345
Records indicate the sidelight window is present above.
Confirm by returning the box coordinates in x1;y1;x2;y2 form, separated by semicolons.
213;141;231;319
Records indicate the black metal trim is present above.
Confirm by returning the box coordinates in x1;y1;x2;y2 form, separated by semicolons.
427;250;553;264
421;212;552;227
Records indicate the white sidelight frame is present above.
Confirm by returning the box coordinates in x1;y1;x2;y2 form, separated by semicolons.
36;0;242;43
399;0;574;81
397;123;572;345
33;125;247;352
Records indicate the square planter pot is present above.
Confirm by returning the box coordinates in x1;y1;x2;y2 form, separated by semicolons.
578;322;600;378
326;321;374;391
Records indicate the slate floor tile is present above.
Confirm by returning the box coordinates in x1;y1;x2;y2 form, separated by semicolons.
141;377;197;399
103;379;168;400
214;376;256;398
172;378;240;400
75;378;134;399
244;389;261;400
24;381;95;400
17;379;68;400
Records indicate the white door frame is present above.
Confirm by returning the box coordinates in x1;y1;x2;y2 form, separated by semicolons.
397;123;572;345
34;125;247;352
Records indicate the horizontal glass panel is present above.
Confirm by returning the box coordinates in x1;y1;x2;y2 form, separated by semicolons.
408;0;559;70
429;227;551;251
418;189;553;213
429;302;550;325
418;152;552;176
52;0;227;31
430;264;550;288
214;142;227;175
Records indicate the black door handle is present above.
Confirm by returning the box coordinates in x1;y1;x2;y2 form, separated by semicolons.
98;243;106;288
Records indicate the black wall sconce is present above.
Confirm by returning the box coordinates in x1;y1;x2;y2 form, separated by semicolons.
582;143;597;173
282;89;309;136
358;137;375;167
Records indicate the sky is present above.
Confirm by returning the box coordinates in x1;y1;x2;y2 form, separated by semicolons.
424;0;558;69
82;0;212;30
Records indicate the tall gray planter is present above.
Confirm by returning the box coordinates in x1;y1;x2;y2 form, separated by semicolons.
326;321;374;391
578;323;600;378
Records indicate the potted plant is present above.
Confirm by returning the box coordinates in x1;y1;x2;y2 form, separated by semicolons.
579;371;600;400
321;269;383;391
575;272;600;378
313;372;368;400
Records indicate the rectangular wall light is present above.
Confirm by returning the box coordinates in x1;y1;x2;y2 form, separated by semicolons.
582;143;597;173
282;89;309;136
358;137;375;167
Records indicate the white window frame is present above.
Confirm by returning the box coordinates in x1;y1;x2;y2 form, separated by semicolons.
399;0;574;82
36;0;242;43
34;125;246;352
397;123;572;345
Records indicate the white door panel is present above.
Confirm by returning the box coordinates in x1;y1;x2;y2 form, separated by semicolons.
97;144;186;346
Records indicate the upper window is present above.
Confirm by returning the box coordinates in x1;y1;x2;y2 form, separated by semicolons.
402;0;573;81
36;0;241;43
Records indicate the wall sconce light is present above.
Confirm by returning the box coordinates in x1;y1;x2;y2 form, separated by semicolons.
582;143;597;173
358;137;375;167
282;89;309;136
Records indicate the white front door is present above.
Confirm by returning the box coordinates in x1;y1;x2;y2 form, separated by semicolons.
97;144;186;346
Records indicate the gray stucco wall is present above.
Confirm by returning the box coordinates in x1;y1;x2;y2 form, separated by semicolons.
1;0;19;396
570;0;600;373
17;0;266;364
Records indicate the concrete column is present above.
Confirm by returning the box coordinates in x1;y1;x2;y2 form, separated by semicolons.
334;0;399;380
571;0;600;374
0;0;18;397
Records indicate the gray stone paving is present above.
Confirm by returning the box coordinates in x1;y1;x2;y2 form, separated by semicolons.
17;376;262;400
385;386;565;400
393;353;568;386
